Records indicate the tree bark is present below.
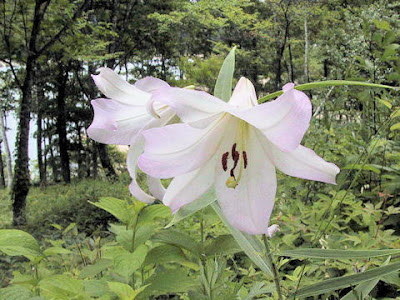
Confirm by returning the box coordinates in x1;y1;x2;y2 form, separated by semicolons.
55;63;71;183
0;144;5;188
96;143;117;180
275;12;290;89
0;109;12;188
92;140;98;179
75;122;84;179
304;16;310;82
35;65;46;187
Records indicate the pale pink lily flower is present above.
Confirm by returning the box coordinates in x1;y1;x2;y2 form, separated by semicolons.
138;78;340;235
87;67;176;203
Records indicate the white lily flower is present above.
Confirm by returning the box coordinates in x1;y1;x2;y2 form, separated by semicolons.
87;67;175;203
138;78;340;234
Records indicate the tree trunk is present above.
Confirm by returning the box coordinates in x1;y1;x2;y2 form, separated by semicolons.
275;13;290;89
304;16;310;82
288;41;294;82
92;140;98;179
36;66;46;187
75;122;84;179
0;109;12;188
0;144;5;188
96;143;117;180
12;53;36;225
56;64;71;183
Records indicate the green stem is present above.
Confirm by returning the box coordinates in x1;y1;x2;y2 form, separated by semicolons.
263;234;283;300
258;80;398;103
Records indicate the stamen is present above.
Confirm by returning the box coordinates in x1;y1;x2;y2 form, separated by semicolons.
231;143;239;160
221;152;229;171
230;152;240;177
242;151;248;169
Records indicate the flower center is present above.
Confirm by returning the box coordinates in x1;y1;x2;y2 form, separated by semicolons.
221;121;248;189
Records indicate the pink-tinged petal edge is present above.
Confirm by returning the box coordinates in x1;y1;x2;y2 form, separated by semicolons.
127;140;155;204
229;83;312;152
257;130;340;184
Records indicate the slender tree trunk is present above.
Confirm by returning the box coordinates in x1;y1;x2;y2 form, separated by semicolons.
56;64;71;183
85;137;91;178
92;140;98;179
12;53;35;225
288;41;294;82
0;144;5;188
0;109;12;188
304;16;310;82
275;13;290;89
36;66;46;187
49;141;59;182
96;143;117;180
75;122;84;179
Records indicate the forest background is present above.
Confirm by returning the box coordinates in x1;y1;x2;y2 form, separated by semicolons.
0;0;400;299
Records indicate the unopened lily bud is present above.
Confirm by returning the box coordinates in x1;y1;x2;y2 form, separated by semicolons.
266;224;280;238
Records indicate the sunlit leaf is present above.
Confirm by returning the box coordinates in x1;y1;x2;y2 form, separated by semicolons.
0;230;42;261
214;46;236;101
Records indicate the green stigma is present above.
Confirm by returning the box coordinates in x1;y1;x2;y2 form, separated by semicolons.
226;176;238;189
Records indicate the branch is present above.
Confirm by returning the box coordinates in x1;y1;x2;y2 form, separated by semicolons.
34;0;91;58
0;59;22;89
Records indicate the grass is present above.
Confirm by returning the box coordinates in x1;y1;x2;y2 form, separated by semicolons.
0;174;135;236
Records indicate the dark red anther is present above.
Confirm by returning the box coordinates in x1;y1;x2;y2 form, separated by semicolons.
230;145;240;177
221;152;229;171
242;151;248;169
231;143;237;159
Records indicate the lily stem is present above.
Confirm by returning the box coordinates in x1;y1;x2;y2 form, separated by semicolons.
262;234;283;300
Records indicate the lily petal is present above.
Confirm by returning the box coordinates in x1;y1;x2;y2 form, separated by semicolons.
87;98;150;145
147;175;166;200
92;67;149;105
135;76;170;93
215;127;277;235
228;77;258;108
230;83;311;152
163;158;216;213
151;87;229;127
127;139;155;203
138;118;227;178
258;132;340;184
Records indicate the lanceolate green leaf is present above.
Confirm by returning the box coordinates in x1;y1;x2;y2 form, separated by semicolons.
211;203;273;277
259;80;399;103
280;248;400;259
294;261;400;298
340;257;390;300
214;46;236;101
